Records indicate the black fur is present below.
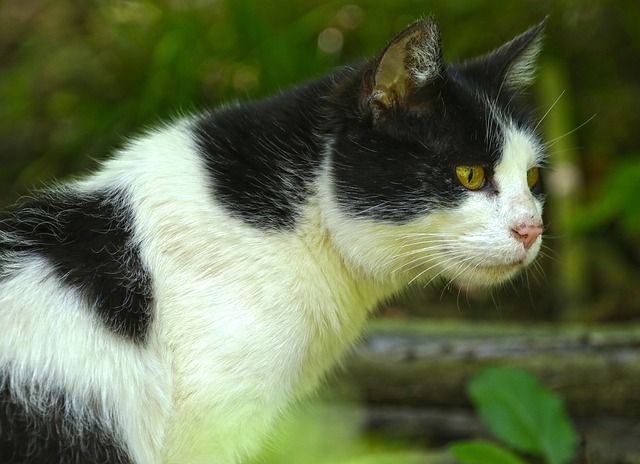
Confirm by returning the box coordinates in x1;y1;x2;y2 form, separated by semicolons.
0;190;153;344
193;50;537;228
0;373;133;464
327;65;507;223
193;76;339;230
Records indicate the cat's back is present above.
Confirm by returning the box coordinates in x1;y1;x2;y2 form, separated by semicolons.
0;121;209;463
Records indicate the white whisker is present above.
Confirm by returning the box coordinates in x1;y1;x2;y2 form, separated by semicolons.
543;113;596;148
407;252;468;285
533;90;565;133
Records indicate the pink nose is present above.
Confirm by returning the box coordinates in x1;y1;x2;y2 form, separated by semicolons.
511;224;543;250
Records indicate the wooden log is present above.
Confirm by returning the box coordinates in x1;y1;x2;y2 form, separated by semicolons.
336;319;640;417
360;405;640;464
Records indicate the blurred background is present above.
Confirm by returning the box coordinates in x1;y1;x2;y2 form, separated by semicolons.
1;0;639;462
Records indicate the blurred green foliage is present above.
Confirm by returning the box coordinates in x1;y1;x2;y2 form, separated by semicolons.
1;0;639;319
575;158;640;234
250;397;448;463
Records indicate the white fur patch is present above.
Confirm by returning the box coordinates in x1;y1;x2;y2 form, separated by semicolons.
0;256;171;463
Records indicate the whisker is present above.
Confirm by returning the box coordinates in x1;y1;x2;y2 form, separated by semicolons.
539;231;565;240
530;258;548;283
398;251;455;272
533;90;565;133
490;290;503;317
508;276;520;297
543;113;596;148
409;253;471;286
441;264;471;299
408;253;463;286
544;146;582;157
538;245;559;262
396;238;459;249
393;249;460;275
421;254;478;289
391;245;457;266
397;233;461;241
447;258;480;291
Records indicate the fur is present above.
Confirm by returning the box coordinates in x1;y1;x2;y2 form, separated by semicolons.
0;18;546;463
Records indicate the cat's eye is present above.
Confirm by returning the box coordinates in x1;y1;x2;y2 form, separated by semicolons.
456;165;485;190
527;167;540;189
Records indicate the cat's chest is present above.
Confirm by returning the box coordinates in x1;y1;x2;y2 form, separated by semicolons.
144;196;371;376
153;221;382;461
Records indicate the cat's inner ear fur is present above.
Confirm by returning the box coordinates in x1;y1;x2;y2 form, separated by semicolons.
363;18;444;119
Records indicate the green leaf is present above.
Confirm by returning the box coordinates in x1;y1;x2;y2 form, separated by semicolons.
449;440;528;464
467;367;577;464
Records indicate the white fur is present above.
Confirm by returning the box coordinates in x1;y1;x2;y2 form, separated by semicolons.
124;127;397;462
0;257;171;463
0;107;544;463
408;20;442;84
503;33;543;90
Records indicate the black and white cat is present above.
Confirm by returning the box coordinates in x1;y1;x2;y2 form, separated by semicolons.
0;17;546;464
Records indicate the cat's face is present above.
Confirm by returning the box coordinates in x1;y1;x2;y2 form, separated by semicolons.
322;18;546;289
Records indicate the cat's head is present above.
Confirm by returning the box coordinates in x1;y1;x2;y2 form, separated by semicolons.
322;17;547;289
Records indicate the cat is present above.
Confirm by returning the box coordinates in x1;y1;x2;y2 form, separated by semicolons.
0;16;546;464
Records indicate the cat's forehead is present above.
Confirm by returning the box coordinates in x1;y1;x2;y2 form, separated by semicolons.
483;96;545;168
501;123;543;166
445;82;542;167
409;83;505;166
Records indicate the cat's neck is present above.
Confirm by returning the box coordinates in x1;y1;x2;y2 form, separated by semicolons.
277;189;399;397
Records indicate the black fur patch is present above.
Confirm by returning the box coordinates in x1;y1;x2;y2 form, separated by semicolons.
192;77;337;230
0;373;133;464
0;189;153;344
327;68;506;223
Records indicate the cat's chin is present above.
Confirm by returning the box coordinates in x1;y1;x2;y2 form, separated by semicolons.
452;262;525;289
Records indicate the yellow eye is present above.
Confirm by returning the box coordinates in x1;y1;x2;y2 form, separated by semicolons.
527;166;540;189
456;165;485;190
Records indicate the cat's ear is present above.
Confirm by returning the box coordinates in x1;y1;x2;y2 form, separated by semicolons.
460;19;547;92
363;18;444;119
